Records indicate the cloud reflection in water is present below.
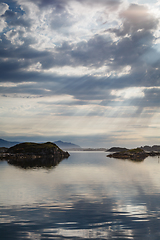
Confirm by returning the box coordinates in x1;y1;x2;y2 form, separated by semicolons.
0;152;160;239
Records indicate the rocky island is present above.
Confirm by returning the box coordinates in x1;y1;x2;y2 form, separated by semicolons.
107;147;129;152
107;147;160;161
0;142;70;168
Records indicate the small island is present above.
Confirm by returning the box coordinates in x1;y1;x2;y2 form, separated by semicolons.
107;147;160;161
0;142;70;168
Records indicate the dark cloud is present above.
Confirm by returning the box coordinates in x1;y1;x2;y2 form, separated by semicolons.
131;88;160;108
1;3;31;28
1;9;16;17
40;30;158;72
1;55;160;108
38;99;91;106
35;0;67;9
0;0;160;112
18;0;121;32
99;87;160;118
9;17;31;27
0;1;159;79
0;59;30;72
0;72;111;100
0;31;50;62
31;0;121;10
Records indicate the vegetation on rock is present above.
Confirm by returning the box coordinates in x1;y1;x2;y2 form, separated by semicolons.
107;147;160;161
8;142;63;154
107;147;128;152
0;142;70;168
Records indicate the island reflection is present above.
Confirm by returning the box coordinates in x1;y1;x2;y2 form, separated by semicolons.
0;141;70;169
0;152;160;239
7;156;67;169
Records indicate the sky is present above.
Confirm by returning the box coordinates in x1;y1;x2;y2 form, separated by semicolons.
0;0;160;148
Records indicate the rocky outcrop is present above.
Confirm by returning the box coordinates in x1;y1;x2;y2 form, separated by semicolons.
0;147;8;153
107;148;160;161
107;147;129;152
141;145;160;152
0;142;70;168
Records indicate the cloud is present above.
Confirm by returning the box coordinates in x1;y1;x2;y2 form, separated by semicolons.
1;0;160;145
0;3;9;15
1;3;32;28
50;9;76;30
1;1;159;76
110;3;158;36
2;9;16;18
130;88;160;108
76;0;121;10
31;0;121;10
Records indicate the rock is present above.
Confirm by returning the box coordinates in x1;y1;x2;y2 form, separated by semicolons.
107;148;160;161
0;147;8;153
107;147;129;152
1;142;70;168
141;145;160;152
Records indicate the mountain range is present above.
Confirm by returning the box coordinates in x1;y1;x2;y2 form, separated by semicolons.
0;138;19;147
54;140;81;149
0;138;81;149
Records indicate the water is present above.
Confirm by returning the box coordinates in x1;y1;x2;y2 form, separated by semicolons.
0;151;160;239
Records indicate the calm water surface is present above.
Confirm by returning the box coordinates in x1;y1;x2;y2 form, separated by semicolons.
0;151;160;239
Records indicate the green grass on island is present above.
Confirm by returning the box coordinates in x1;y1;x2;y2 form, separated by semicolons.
8;142;63;154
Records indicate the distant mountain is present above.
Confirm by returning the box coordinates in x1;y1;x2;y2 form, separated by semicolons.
54;141;81;150
82;148;107;151
0;138;19;147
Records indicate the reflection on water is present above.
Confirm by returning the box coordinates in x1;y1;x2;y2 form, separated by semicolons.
0;152;160;239
8;156;66;169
